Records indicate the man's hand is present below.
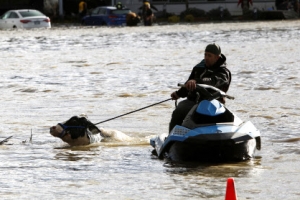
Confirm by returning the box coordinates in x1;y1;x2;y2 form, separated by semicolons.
185;79;197;91
171;91;179;100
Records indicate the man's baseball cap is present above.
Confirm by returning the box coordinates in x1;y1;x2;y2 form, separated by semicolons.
205;43;221;55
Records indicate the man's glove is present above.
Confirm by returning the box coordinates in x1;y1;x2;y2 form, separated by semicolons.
171;91;179;100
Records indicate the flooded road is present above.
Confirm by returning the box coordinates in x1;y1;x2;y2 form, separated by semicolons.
0;21;300;199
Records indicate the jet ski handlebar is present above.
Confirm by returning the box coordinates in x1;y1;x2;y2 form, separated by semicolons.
177;83;235;100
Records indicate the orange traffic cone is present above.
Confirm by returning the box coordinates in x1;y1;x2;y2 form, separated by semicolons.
225;177;237;200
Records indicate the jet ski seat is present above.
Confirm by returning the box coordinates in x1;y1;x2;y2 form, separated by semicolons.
192;100;234;124
192;108;234;124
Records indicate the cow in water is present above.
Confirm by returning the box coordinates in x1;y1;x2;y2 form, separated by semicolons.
50;115;133;146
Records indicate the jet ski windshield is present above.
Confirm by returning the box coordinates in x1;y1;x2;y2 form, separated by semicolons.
196;99;226;116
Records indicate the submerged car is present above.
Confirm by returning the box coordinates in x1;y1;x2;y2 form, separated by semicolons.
0;9;51;29
81;6;131;26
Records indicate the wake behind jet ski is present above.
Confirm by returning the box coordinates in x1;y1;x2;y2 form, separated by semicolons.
150;84;261;162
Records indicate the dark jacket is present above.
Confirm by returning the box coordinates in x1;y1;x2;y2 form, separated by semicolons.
176;54;231;102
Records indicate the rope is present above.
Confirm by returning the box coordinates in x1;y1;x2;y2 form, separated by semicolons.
94;98;172;125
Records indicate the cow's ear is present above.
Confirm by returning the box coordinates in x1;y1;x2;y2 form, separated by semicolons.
70;116;79;120
78;117;89;125
88;125;101;134
65;116;79;124
77;117;100;134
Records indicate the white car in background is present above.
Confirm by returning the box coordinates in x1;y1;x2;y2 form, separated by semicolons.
0;9;51;29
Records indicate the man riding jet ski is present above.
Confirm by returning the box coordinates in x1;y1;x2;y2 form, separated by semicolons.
150;84;261;162
169;43;231;133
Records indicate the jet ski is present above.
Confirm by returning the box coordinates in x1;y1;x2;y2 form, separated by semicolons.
150;84;261;162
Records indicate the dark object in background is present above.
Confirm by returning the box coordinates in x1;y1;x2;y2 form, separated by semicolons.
126;12;141;26
0;136;13;145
